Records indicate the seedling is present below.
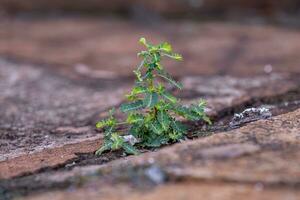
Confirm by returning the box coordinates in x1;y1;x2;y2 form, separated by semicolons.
95;38;211;155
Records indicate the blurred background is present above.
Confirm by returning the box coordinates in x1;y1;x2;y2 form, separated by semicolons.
1;0;300;78
1;0;300;21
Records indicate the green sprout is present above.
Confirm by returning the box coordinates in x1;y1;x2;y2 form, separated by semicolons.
95;37;211;156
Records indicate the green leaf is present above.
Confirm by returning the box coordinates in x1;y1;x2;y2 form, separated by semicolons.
157;70;183;89
158;111;171;131
137;51;148;58
172;105;189;116
203;115;212;125
198;99;207;107
144;135;169;147
121;100;144;112
104;125;114;135
163;53;183;61
132;86;147;94
156;63;163;70
153;52;161;63
96;119;107;129
172;105;200;120
186;111;201;120
169;131;183;140
142;69;153;80
161;91;177;103
127;113;144;124
144;92;158;108
171;53;183;61
95;141;112;156
189;104;210;121
126;86;147;100
192;105;204;116
122;143;139;155
160;42;172;53
129;124;142;138
111;133;124;150
139;37;148;47
149;120;164;135
171;120;186;134
157;83;165;93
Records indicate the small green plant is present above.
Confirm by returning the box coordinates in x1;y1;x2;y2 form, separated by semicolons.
95;37;211;155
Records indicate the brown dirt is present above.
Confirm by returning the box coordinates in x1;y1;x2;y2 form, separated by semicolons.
4;108;299;200
0;140;101;179
24;182;300;200
0;59;131;161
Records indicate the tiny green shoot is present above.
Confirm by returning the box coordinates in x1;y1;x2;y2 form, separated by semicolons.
95;37;211;156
